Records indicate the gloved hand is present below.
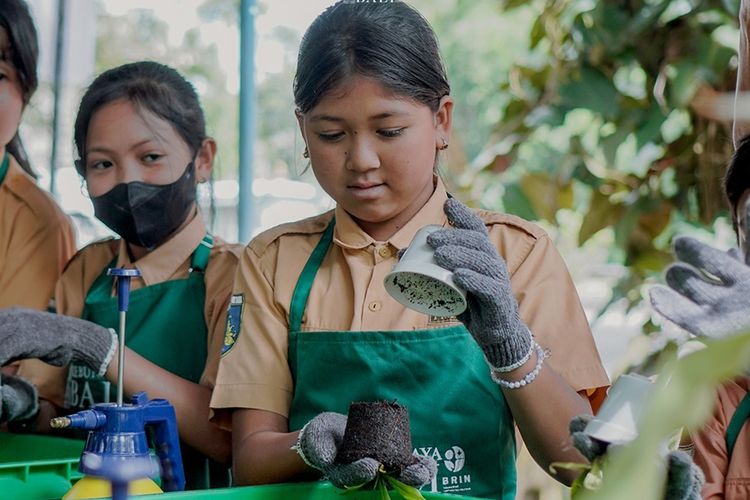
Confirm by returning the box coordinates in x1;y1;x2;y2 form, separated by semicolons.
1;374;38;423
295;412;436;489
427;198;533;370
570;415;704;500
649;236;750;339
0;308;117;376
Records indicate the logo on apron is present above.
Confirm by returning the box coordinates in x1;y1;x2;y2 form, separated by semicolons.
416;444;473;494
65;363;112;410
222;294;244;356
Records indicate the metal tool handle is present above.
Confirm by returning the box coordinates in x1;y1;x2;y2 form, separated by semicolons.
106;268;141;406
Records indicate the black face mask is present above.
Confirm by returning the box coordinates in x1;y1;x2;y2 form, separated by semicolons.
91;162;197;250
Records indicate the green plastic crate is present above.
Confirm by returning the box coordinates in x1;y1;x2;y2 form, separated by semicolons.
0;433;85;500
0;434;481;500
141;482;483;499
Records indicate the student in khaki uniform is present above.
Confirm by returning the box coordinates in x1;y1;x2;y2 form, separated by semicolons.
210;3;609;498
648;2;750;498
650;137;750;499
0;1;75;417
0;61;240;490
0;0;75;312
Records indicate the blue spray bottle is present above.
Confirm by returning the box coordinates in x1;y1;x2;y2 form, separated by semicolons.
53;268;185;499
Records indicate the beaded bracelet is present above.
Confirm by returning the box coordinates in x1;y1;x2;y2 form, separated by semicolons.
491;342;547;389
493;328;535;373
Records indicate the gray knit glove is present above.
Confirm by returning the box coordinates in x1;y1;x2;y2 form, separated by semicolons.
427;198;532;370
570;415;704;500
1;374;38;423
649;236;750;339
296;412;436;489
0;308;117;376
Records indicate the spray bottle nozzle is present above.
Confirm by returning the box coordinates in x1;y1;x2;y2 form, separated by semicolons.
50;410;107;430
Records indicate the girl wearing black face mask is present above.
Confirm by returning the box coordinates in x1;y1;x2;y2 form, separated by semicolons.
9;61;242;490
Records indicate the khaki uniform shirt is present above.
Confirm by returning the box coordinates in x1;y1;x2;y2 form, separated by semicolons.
210;180;609;429
693;378;750;500
18;211;241;407
0;155;75;310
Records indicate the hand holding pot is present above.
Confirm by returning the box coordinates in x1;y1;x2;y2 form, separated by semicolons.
427;198;533;371
296;411;435;489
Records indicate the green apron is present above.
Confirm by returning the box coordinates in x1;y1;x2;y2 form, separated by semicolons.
726;390;750;458
0;152;10;185
64;235;229;490
287;220;517;499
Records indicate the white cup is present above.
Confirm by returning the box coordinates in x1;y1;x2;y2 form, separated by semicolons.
584;373;654;445
384;224;467;317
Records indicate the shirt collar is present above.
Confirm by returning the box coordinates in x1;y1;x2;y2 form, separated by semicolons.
116;209;206;286
4;154;33;189
333;176;449;251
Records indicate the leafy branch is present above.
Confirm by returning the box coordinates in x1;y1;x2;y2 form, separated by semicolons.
466;0;739;332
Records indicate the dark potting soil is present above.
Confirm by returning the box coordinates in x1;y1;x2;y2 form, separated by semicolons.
335;401;415;472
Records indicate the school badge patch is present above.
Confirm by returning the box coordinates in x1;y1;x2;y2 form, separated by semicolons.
222;294;244;356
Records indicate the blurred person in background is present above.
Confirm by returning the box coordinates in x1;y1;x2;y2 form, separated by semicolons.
648;2;750;497
0;0;75;312
0;0;76;423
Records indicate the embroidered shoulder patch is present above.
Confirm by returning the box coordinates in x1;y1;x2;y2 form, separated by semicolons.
222;294;244;356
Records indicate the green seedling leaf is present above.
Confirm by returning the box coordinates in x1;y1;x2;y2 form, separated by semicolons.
548;462;593;475
570;472;587;496
339;484;367;495
377;477;390;500
384;475;426;500
582;459;604;491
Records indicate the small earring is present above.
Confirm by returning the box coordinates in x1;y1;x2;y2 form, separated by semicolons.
303;147;310;159
440;138;449;150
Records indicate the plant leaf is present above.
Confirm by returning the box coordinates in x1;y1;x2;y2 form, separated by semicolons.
377;477;391;500
384;476;426;500
548;462;593;474
577;332;750;500
558;65;620;120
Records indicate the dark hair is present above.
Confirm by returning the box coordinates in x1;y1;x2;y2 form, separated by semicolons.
74;61;207;176
724;135;750;237
293;0;450;114
0;0;39;177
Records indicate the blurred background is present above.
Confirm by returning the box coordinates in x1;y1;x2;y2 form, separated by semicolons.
19;1;745;497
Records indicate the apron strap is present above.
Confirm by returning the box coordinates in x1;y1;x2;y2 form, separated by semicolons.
85;256;120;303
0;151;9;186
88;234;213;301
726;390;750;458
288;219;335;332
190;234;214;272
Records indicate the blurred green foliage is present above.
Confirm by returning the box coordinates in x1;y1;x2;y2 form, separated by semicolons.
465;0;740;329
95;3;239;179
575;332;750;499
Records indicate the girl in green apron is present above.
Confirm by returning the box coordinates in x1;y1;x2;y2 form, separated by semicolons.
0;61;239;489
211;2;609;498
